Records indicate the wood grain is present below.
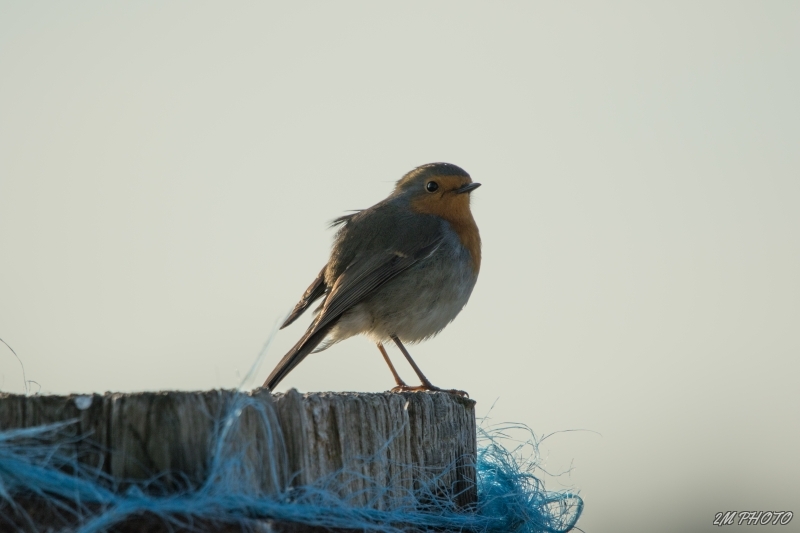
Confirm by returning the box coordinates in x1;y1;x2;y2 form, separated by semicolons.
0;389;288;495
0;389;477;515
272;389;477;509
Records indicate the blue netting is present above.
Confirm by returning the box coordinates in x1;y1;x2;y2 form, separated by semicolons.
0;393;582;532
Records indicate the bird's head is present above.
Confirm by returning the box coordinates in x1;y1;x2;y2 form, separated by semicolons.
393;163;481;220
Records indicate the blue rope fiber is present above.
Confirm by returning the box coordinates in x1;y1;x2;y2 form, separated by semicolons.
0;393;582;533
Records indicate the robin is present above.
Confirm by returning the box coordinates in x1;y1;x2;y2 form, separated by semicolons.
263;162;481;395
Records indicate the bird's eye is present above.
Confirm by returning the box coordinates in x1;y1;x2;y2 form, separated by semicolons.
426;181;439;192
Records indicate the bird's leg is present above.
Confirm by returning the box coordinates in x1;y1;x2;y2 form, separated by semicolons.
376;342;408;389
390;336;436;389
390;335;468;398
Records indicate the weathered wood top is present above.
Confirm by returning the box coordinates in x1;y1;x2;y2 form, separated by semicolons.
0;389;477;513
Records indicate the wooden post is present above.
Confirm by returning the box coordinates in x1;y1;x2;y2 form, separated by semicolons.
0;389;288;495
0;389;477;529
274;390;477;509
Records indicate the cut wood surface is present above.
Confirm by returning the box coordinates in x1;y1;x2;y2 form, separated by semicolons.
0;389;477;512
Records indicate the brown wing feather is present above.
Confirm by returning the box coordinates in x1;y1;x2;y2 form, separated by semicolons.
280;265;327;329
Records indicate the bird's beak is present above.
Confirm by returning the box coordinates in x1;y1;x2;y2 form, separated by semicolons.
456;182;481;194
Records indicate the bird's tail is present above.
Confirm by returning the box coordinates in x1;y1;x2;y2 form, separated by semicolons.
263;322;335;390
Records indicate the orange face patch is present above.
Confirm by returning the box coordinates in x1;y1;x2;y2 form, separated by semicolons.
409;176;482;273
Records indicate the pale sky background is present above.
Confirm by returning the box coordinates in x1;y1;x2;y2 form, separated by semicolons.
1;2;798;532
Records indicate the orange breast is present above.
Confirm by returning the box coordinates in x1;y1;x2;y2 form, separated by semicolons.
410;194;481;274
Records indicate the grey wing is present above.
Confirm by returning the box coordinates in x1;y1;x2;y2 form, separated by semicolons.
312;235;444;334
263;230;443;389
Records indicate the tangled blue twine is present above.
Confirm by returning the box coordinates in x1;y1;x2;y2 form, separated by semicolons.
0;394;582;532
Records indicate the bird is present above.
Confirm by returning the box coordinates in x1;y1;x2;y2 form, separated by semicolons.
263;162;481;395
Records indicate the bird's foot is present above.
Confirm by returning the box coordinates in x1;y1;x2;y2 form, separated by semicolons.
390;383;469;398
